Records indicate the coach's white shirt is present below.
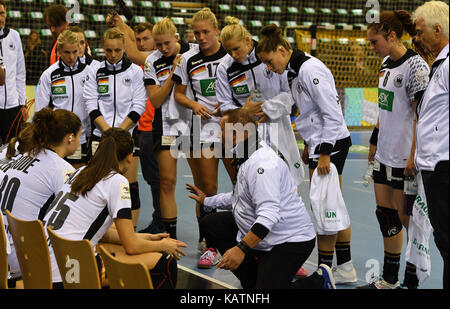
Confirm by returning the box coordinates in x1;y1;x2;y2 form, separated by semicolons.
0;27;26;109
203;140;316;251
415;44;449;172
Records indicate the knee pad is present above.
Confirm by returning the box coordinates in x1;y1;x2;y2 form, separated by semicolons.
129;182;141;210
150;253;178;289
376;206;402;238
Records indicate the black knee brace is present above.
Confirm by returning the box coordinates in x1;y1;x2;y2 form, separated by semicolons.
376;206;403;238
129;182;141;211
149;253;178;289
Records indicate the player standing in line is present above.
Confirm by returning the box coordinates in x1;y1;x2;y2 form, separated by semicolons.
256;24;357;284
43;128;186;289
83;28;147;229
357;11;431;289
35;30;91;169
132;22;164;234
0;108;80;279
172;8;235;269
69;26;97;67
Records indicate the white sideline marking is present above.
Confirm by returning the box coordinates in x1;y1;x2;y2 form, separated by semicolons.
177;265;238;289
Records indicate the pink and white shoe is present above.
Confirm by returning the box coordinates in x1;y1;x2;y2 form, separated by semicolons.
295;266;309;279
197;248;221;269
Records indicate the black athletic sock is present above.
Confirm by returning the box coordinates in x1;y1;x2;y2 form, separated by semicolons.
403;262;419;289
335;241;351;265
318;250;334;268
161;218;177;239
383;251;401;284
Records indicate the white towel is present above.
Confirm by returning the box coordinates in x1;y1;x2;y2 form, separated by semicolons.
406;172;432;283
310;163;350;235
263;92;305;186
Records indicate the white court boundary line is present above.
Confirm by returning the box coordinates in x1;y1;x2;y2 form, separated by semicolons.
177;265;238;289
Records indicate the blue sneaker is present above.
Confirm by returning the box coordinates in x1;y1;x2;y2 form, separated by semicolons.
316;264;336;289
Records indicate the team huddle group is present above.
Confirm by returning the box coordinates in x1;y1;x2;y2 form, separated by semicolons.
0;0;448;290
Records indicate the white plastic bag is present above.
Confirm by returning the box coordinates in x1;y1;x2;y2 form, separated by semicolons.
406;172;431;283
310;163;350;235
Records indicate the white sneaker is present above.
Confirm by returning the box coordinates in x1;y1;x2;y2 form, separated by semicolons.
332;263;358;284
356;277;402;289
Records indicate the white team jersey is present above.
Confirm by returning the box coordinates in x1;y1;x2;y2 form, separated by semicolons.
288;49;350;157
35;59;90;144
172;44;228;143
42;167;132;283
376;49;430;168
143;41;194;136
0;149;75;273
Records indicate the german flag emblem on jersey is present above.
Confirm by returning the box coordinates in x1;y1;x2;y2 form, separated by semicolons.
51;78;66;95
157;68;171;79
190;66;207;78
97;77;109;94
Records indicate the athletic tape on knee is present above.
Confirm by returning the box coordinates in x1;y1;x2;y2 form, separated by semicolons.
129;182;141;210
376;206;402;238
150;253;177;289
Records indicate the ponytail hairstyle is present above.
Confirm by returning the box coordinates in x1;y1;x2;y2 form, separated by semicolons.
29;108;81;157
152;17;178;36
103;27;125;44
368;10;434;63
57;29;80;50
256;24;292;54
192;7;219;30
70;128;134;196
6;122;34;159
220;16;252;43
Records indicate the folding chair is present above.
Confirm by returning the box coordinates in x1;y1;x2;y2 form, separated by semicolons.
98;244;153;289
5;210;52;289
0;214;8;289
46;227;102;289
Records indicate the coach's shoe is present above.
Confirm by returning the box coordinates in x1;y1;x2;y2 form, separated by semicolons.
356;277;402;289
197;248;221;269
316;264;336;289
295;266;309;279
332;261;358;284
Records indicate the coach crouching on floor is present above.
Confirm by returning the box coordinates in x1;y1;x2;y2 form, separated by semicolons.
186;108;335;289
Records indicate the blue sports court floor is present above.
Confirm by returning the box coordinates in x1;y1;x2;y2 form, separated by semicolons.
135;131;444;289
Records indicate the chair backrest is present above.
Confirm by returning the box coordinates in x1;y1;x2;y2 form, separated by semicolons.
0;214;8;289
98;244;153;289
46;227;101;289
5;210;52;289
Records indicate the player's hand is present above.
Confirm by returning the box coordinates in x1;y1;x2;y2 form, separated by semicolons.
317;154;330;175
192;102;213;119
368;144;377;162
160;238;187;260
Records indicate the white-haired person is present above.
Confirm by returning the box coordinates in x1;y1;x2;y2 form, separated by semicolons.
412;0;449;290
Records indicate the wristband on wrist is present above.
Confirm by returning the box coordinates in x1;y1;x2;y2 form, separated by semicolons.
370;127;379;146
237;240;251;255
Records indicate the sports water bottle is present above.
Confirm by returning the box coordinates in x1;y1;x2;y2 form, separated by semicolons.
403;175;418;216
251;84;264;102
362;161;374;187
250;84;263;121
